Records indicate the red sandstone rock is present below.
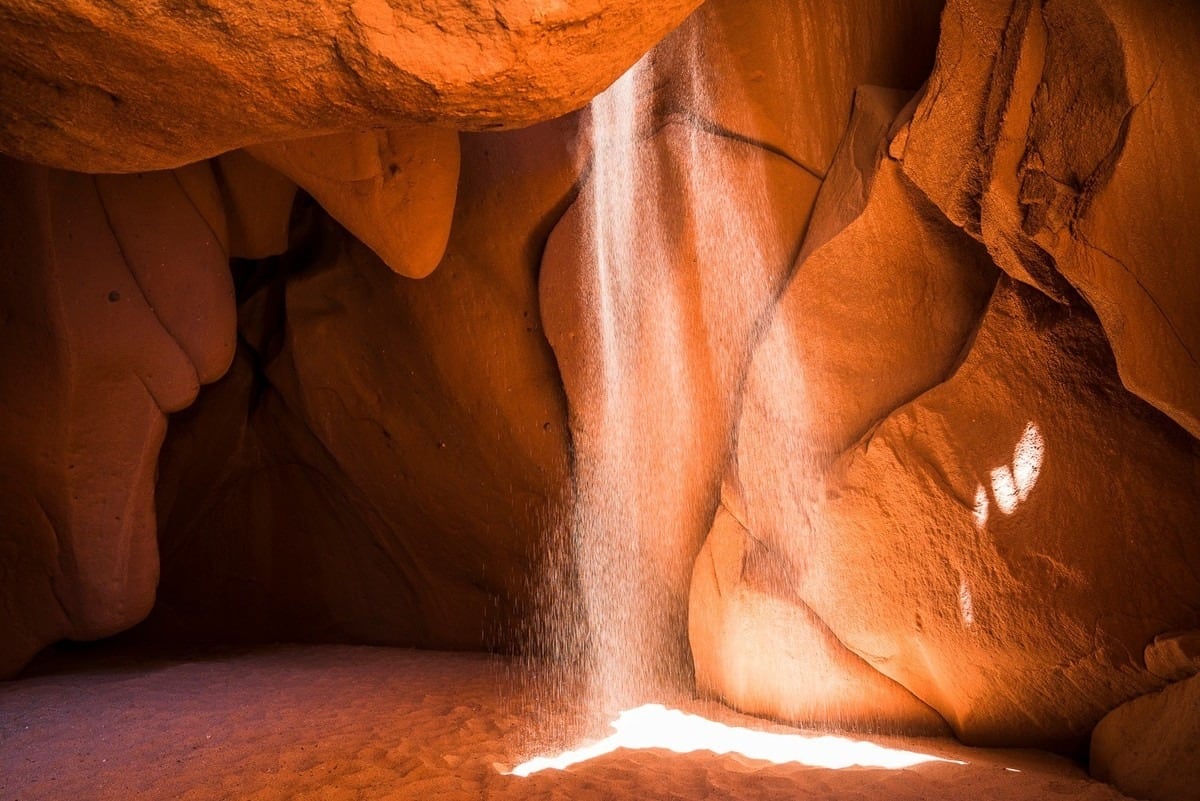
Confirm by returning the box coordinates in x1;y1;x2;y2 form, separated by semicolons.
801;278;1200;748
151;119;578;650
653;0;943;176
697;86;996;731
697;3;1200;746
1091;670;1200;801
540;114;819;694
0;157;235;676
0;0;702;172
689;505;949;734
247;127;460;277
900;0;1200;439
1143;631;1200;683
211;150;298;260
720;92;1200;742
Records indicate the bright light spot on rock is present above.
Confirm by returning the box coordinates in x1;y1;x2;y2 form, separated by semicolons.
989;422;1044;515
972;484;989;530
1011;421;1043;503
990;464;1019;514
958;578;976;627
508;705;967;777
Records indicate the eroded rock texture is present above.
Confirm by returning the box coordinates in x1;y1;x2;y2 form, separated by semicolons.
0;6;1197;800
695;0;1200;764
150;120;575;650
0;0;702;172
1091;669;1200;801
0;157;235;675
900;0;1200;439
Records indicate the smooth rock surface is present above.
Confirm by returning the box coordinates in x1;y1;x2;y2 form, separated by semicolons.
653;0;943;176
706;40;1200;744
802;278;1200;748
1092;672;1200;801
247;127;460;277
152;119;578;650
701;87;995;733
0;157;235;676
689;505;950;735
900;0;1200;439
211;149;298;260
0;0;702;172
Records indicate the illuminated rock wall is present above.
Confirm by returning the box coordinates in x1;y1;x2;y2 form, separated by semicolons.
1;2;1197;798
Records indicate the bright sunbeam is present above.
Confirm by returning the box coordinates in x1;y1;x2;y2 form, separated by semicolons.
990;422;1044;515
508;705;967;777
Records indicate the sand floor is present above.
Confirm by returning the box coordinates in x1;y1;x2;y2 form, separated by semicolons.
0;645;1133;800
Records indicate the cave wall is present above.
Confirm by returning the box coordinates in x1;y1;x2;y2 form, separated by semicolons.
1;1;1199;798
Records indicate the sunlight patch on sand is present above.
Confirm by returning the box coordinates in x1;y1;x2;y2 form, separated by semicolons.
509;704;967;776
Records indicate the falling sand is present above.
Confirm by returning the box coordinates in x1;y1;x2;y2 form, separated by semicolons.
1;645;1134;801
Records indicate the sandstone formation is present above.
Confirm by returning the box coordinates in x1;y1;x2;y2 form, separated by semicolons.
899;0;1200;439
0;157;235;676
692;83;996;731
247;127;460;277
1143;631;1200;683
652;0;943;175
150;119;577;649
1091;671;1200;801
210;150;298;260
0;0;703;172
798;277;1200;748
540;115;819;697
0;4;1197;801
689;505;950;734
690;82;993;726
693;0;1200;765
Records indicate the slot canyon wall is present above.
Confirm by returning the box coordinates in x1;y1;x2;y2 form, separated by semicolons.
1;1;1198;800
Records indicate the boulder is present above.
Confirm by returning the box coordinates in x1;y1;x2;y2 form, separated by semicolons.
0;157;235;676
1091;671;1200;801
0;0;702;172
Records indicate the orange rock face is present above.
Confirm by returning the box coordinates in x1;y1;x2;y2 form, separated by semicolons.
0;6;1197;794
688;505;950;734
900;0;1200;439
150;119;577;650
247;127;461;278
803;278;1200;748
697;0;1200;758
0;0;702;172
0;157;235;675
652;0;943;174
1091;667;1200;801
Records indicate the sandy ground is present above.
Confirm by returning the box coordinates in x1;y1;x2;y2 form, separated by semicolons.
0;645;1133;801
